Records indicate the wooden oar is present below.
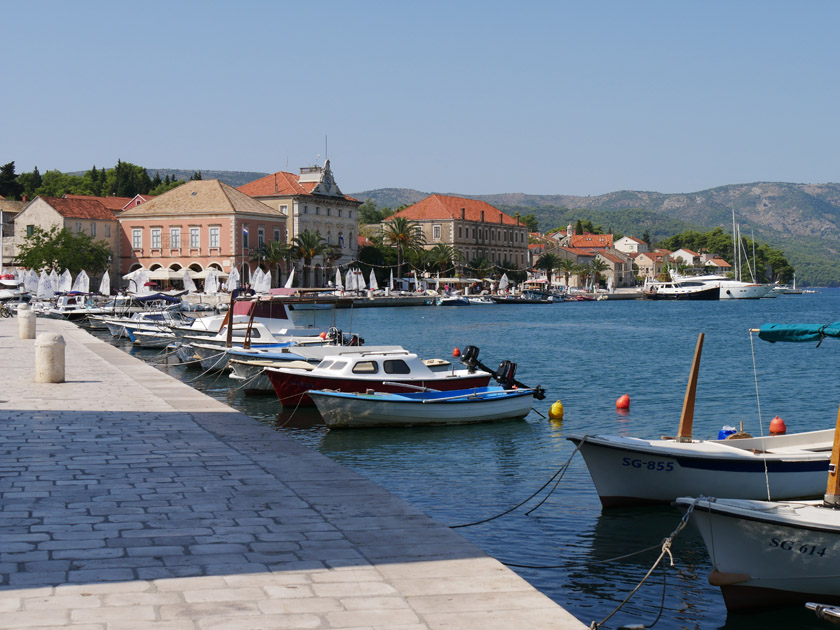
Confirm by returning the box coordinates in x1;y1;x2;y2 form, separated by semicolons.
824;403;840;507
677;332;704;443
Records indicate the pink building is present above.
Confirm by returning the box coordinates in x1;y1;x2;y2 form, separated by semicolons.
118;180;286;286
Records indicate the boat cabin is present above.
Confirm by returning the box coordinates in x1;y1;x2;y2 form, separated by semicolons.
310;351;457;379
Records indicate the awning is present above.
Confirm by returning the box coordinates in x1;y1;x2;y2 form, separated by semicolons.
758;322;840;344
191;268;230;280
148;268;185;281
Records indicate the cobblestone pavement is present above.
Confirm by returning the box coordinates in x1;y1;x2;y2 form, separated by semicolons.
0;316;585;629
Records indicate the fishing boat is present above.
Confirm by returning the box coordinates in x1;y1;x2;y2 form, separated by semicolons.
568;332;833;507
310;385;536;429
672;319;840;611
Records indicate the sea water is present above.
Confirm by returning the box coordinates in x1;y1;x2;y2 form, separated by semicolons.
118;290;840;630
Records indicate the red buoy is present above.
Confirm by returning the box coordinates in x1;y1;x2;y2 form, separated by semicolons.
319;331;327;339
616;394;630;409
452;347;461;357
770;415;787;435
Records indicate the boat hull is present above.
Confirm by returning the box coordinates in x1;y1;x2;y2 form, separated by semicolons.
310;388;534;428
266;370;492;407
642;285;720;300
675;497;840;611
568;433;831;507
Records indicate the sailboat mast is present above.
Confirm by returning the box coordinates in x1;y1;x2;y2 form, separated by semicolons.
732;210;738;280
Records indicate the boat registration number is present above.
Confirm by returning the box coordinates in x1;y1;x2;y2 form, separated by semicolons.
621;458;674;472
769;538;827;556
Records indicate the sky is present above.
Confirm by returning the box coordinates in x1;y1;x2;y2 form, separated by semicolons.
4;0;840;196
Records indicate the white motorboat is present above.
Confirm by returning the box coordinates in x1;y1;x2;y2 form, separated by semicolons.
671;272;767;299
467;296;495;305
436;295;470;306
569;332;833;507
127;329;177;349
310;385;536;429
642;279;720;300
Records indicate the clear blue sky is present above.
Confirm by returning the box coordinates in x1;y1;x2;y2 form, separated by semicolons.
4;0;839;196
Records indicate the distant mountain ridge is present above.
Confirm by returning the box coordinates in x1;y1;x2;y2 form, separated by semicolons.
351;183;840;286
146;169;269;188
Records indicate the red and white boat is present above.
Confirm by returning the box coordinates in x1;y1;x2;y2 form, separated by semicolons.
264;349;494;407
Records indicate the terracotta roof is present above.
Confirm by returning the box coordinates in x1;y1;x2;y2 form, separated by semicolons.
119;180;282;218
358;235;374;248
64;194;133;212
598;252;625;264
620;235;646;244
387;195;520;225
238;171;359;203
676;248;700;256
570;233;613;248
707;258;732;267
38;196;117;221
560;247;596;258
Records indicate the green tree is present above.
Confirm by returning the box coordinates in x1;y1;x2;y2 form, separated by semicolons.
15;226;111;274
289;230;330;287
590;257;610;288
357;200;384;224
467;256;493;279
520;212;539;232
18;166;42;199
190;171;203;181
536;252;560;283
558;258;577;288
426;243;458;274
0;161;23;199
382;216;425;279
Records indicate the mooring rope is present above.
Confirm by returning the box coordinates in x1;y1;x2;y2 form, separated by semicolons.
748;330;772;501
588;502;695;630
450;441;583;528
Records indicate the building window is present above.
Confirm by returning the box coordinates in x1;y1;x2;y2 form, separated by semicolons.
26;225;34;237
433;225;441;240
170;227;180;249
339;231;345;248
75;222;82;233
242;226;250;250
132;228;142;249
315;207;320;215
190;227;200;248
273;228;281;241
258;227;265;247
338;209;342;217
209;226;219;248
348;211;353;219
280;204;288;215
327;208;331;216
105;224;111;237
458;226;462;239
151;228;161;249
303;205;308;214
90;222;96;237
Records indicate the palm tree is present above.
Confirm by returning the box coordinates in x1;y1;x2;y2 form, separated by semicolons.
558;258;577;288
467;256;493;279
576;262;592;290
382;217;425;279
426;243;458;275
289;230;330;287
536;252;560;284
250;240;289;287
590;258;610;289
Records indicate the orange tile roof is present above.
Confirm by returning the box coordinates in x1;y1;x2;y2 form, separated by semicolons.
238;171;359;202
707;258;732;267
570;233;613;248
387;194;520;225
598;252;625;264
40;196;116;221
560;247;596;257
675;248;700;256
64;194;134;212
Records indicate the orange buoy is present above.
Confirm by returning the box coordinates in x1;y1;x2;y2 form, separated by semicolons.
616;394;630;409
770;415;787;435
319;331;327;339
452;347;461;357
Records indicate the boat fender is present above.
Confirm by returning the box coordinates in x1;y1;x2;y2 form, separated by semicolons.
549;400;564;420
452;347;461;357
770;415;787;435
616;394;630;409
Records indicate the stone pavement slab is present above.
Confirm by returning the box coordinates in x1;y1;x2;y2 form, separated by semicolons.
0;316;586;628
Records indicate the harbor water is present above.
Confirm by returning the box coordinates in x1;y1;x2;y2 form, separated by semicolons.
97;290;840;629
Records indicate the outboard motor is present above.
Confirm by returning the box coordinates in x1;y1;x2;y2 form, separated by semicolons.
460;345;480;372
495;360;517;388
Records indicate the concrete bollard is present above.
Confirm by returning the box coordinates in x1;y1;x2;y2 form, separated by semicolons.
18;304;36;339
34;333;66;383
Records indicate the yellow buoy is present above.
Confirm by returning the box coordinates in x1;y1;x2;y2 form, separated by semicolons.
549;400;564;420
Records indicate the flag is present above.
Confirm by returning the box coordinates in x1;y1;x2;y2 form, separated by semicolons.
243;226;249;234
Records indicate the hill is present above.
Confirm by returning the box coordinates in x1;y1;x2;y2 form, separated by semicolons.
350;183;840;286
145;169;268;188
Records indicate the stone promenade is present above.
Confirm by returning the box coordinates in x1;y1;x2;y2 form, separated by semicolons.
0;316;586;629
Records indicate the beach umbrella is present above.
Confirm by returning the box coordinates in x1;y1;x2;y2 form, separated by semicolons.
284;266;295;288
204;269;218;295
98;270;111;296
498;273;509;292
182;269;197;293
37;271;54;299
58;269;73;293
72;270;89;293
225;267;240;292
389;268;394;290
369;269;378;291
335;268;343;290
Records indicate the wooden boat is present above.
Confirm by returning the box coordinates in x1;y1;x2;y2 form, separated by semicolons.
264;349;493;407
568;332;833;507
673;321;840;611
310;385;536;429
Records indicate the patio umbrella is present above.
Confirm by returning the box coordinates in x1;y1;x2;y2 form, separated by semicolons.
72;270;89;293
369;269;378;291
182;269;197;293
98;270;110;296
